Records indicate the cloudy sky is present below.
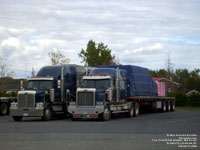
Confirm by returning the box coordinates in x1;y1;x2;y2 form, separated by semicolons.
0;0;200;78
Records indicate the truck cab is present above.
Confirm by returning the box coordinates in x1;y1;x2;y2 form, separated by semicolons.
68;68;127;121
10;64;86;121
10;77;60;121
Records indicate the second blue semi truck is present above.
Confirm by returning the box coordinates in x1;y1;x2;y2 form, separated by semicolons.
68;65;175;121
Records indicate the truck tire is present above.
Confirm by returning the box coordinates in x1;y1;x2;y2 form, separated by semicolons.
167;101;171;112
127;103;134;118
134;103;139;117
162;101;166;112
42;107;52;121
171;101;175;111
13;116;23;121
102;106;111;121
0;103;9;115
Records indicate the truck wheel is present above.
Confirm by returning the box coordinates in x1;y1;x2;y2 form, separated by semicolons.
0;103;9;115
102;106;111;121
134;103;139;117
127;104;134;118
167;101;171;112
13;116;23;121
162;101;166;112
42;107;52;121
171;101;175;111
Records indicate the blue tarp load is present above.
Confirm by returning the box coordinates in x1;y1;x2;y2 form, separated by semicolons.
99;65;158;97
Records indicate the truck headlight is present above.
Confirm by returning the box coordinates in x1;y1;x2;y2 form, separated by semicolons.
36;102;43;107
11;102;17;107
96;102;103;105
70;102;76;105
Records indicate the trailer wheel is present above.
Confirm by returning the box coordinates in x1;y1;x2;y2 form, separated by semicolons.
134;103;139;117
127;104;134;118
13;116;23;121
102;106;111;121
171;101;175;111
42;107;52;121
167;101;171;112
162;101;166;112
0;103;9;115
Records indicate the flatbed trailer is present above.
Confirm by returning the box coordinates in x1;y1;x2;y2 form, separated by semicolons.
108;96;175;115
0;97;16;115
69;95;175;120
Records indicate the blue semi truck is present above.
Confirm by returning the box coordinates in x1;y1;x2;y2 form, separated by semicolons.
68;65;175;121
10;64;85;121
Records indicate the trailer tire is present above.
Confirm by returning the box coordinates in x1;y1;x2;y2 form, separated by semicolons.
167;101;171;112
127;104;134;118
102;106;111;121
13;116;23;121
134;103;139;117
42;107;52;121
162;101;166;112
171;101;175;111
0;103;9;115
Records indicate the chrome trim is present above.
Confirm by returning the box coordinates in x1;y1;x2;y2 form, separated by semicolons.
76;88;96;107
27;77;54;81
18;90;36;108
82;76;111;80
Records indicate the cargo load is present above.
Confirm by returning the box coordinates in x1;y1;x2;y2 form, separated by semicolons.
99;65;157;97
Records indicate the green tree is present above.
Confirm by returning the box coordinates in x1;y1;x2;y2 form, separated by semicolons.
48;50;70;65
150;69;167;78
78;40;116;67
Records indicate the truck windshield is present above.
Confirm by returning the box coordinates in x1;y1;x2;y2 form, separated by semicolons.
81;79;111;89
26;80;53;90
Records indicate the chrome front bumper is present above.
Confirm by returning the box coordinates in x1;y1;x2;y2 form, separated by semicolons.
68;104;104;119
10;105;44;117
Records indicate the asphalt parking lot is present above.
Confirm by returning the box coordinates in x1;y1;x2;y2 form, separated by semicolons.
0;110;199;150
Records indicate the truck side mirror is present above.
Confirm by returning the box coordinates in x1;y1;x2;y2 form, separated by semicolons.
50;89;55;102
66;89;70;102
20;80;24;90
57;80;61;88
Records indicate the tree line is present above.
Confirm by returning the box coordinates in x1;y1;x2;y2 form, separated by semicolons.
1;40;199;95
150;69;200;92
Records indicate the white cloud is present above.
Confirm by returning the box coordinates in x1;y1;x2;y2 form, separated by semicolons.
149;43;163;50
2;37;20;48
133;37;149;44
130;43;164;54
0;0;200;77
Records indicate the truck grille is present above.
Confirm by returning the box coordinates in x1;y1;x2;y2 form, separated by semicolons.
77;92;94;106
18;93;35;107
